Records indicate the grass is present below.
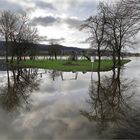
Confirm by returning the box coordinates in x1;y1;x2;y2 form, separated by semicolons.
11;59;131;72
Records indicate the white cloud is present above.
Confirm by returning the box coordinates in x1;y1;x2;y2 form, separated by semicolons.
0;0;100;48
1;0;138;51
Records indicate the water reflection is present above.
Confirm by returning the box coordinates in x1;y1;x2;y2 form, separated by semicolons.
80;67;140;138
48;70;63;81
48;70;79;81
0;58;140;139
0;67;40;111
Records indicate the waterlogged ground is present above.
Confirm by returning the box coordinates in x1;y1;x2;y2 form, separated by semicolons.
0;57;140;139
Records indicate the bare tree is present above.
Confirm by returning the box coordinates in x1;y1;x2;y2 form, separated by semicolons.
0;67;40;111
15;24;40;62
82;0;140;71
48;42;62;60
0;11;17;62
81;3;107;72
0;11;40;63
102;0;140;67
9;14;28;63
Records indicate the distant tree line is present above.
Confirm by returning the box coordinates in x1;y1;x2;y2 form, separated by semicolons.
48;42;63;60
0;0;140;66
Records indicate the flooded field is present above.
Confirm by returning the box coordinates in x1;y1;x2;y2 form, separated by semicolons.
0;57;140;139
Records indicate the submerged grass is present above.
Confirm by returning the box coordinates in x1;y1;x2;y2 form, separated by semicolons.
12;59;130;72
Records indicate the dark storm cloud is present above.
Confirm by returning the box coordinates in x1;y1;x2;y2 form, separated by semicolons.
31;16;60;26
34;1;57;11
63;18;82;29
32;15;82;30
46;38;65;43
78;40;89;44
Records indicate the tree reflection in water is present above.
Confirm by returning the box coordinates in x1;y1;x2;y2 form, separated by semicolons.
48;70;63;81
80;68;140;138
0;67;40;112
48;70;79;81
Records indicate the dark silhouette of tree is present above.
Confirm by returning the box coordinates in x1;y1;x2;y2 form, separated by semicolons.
68;51;78;61
0;11;40;63
0;11;17;62
80;50;91;61
10;17;40;63
48;70;62;81
48;43;63;60
82;3;107;72
100;0;140;67
0;67;40;111
80;67;135;133
82;0;140;69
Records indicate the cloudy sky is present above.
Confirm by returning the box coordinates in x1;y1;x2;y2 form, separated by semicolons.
0;0;104;48
0;0;139;51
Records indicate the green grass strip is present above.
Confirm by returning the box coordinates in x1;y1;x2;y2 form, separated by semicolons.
11;59;131;72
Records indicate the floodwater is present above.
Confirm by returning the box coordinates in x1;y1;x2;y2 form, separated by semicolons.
0;57;140;139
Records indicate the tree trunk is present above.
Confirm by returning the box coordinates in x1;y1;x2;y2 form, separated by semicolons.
5;36;8;62
117;49;121;68
97;45;101;72
112;48;116;69
55;53;57;60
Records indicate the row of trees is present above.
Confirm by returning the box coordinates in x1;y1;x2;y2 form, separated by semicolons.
0;11;40;63
82;0;140;70
1;0;139;65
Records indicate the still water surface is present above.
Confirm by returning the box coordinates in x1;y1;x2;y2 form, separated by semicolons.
0;57;140;139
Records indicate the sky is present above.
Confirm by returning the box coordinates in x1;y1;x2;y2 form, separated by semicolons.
0;0;101;48
0;0;140;51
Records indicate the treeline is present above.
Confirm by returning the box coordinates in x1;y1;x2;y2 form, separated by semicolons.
0;0;140;66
